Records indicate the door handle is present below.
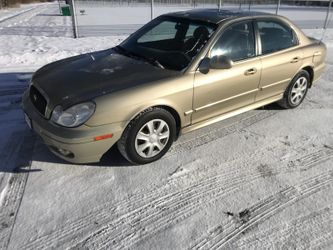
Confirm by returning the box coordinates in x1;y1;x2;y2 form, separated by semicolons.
290;57;300;63
244;68;257;76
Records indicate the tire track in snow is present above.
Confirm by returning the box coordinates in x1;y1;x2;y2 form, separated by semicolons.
0;133;24;190
22;180;178;249
0;4;72;37
233;207;333;249
69;145;333;250
190;171;333;250
22;140;332;250
74;171;270;249
0;6;38;24
0;73;29;97
0;132;35;249
0;85;26;97
168;110;278;156
0;5;48;29
291;145;333;171
0;73;29;114
0;96;22;114
21;109;280;249
22;164;270;250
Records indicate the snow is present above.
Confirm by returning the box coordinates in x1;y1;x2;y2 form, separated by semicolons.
0;3;332;250
0;3;43;22
0;35;125;72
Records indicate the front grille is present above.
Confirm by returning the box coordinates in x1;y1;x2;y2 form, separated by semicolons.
30;86;47;116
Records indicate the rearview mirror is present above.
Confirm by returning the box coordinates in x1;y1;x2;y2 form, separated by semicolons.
210;55;233;70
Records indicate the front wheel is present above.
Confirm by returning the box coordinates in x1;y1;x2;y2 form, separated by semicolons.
277;70;310;109
117;107;176;164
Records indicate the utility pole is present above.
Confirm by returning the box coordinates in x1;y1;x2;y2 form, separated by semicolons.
218;0;222;11
151;0;154;20
324;0;333;29
276;0;281;14
69;0;79;38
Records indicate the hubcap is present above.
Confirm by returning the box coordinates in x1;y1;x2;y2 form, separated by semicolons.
135;119;170;158
290;76;307;105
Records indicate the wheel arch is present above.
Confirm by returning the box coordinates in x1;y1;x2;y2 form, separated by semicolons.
301;66;314;88
154;105;181;138
124;104;183;140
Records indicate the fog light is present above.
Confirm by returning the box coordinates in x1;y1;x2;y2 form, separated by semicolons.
50;146;74;158
58;148;71;156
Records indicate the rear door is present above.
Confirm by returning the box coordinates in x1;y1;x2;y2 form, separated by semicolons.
255;19;303;101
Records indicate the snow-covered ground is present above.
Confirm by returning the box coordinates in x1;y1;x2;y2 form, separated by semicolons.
0;3;332;249
0;2;46;22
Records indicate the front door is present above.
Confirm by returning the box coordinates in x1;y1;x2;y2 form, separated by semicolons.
192;21;262;124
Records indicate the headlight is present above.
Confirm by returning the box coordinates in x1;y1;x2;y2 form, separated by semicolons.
51;102;95;127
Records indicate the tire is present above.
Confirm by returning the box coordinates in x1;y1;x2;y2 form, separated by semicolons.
117;107;177;164
277;70;310;109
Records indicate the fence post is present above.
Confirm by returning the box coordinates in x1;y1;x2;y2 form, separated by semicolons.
151;0;154;20
276;0;281;14
69;0;79;38
321;0;333;42
58;0;62;15
324;0;333;29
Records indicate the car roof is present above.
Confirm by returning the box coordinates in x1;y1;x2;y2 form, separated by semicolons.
164;8;272;24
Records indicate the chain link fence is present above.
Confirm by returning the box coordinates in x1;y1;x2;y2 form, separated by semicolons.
61;0;333;37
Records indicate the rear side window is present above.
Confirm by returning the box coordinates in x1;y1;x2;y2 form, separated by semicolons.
211;21;255;62
257;20;298;55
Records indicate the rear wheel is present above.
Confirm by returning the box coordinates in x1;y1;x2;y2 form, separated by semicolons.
277;70;310;109
117;107;176;164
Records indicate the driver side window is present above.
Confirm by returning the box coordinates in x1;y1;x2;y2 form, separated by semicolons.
211;21;255;62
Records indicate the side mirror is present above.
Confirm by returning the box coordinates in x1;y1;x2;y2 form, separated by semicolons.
210;55;233;70
198;55;233;74
198;57;211;74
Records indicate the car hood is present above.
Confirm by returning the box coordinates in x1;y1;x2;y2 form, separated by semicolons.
31;48;180;109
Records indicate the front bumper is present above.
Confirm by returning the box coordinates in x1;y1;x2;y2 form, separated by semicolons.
22;90;123;163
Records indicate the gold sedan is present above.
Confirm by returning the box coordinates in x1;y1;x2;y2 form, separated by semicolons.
22;9;326;164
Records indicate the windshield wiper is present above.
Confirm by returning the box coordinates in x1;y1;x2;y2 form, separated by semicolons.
152;59;165;69
115;46;164;69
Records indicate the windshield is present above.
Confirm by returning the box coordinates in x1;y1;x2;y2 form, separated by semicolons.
119;16;217;71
